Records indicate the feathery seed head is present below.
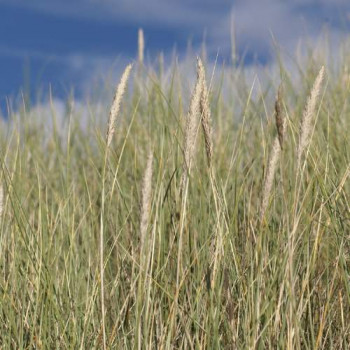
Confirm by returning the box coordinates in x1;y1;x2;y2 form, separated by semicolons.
138;28;144;64
260;137;281;222
140;151;153;248
297;66;325;167
106;64;133;148
198;59;213;168
182;58;204;179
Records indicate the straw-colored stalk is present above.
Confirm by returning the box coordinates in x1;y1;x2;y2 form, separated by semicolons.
100;63;132;350
106;64;133;148
175;58;204;316
140;151;153;251
0;184;3;219
138;28;144;65
198;58;213;169
260;87;287;222
297;66;325;168
181;58;204;190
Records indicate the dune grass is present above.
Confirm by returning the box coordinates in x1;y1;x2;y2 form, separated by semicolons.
0;40;349;349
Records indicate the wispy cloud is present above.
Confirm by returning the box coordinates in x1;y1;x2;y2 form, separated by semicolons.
208;0;350;59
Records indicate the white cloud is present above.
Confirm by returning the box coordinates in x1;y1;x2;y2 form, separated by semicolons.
202;0;349;64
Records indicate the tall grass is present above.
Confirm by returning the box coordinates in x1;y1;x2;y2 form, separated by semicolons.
0;37;349;349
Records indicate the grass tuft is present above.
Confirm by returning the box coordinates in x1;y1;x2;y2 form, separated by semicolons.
0;37;349;350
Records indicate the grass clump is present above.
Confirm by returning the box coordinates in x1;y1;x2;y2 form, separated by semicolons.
0;37;349;349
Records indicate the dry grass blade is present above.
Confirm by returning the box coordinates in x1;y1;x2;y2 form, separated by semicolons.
297;66;325;168
198;58;213;168
0;184;3;219
140;151;153;250
106;64;133;148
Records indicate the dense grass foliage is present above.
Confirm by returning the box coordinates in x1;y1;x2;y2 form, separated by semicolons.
0;50;349;349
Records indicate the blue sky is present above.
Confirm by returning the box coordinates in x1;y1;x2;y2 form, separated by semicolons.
1;0;350;114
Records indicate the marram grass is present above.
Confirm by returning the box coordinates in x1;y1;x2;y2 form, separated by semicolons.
0;41;349;350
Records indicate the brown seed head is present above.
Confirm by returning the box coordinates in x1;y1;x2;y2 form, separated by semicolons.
275;85;286;149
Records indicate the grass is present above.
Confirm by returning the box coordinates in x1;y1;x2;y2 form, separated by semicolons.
0;38;349;349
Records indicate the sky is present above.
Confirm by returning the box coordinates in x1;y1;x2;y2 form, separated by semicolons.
0;0;350;114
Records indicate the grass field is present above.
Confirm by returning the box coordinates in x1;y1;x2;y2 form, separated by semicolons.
0;37;349;349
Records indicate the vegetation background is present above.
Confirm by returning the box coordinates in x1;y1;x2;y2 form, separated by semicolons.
0;29;349;349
